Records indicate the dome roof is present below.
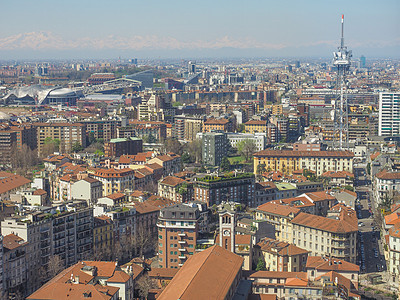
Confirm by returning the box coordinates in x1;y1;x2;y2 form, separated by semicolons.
48;88;76;97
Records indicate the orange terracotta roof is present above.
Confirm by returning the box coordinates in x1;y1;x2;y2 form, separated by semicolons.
159;176;186;187
3;233;27;250
158;245;243;300
105;192;125;200
270;196;314;208
33;189;47;195
257;202;300;217
148;268;178;279
204;118;229;125
322;170;354;178
285;277;308;287
292;212;357;233
376;169;400;180
306;256;360;272
0;171;31;195
235;234;252;245
107;270;130;283
385;212;400;226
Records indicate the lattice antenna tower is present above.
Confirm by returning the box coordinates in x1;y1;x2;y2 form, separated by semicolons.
332;15;352;150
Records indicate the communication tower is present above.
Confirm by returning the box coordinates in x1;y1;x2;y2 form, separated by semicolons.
332;15;352;149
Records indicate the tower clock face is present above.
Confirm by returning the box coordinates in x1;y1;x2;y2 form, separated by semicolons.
223;229;230;236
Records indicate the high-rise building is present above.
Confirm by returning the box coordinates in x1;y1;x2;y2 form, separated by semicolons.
359;55;366;68
188;61;196;74
201;132;229;166
35;123;86;155
378;92;400;136
157;204;199;268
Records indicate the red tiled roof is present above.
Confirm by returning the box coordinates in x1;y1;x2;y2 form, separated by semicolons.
257;202;300;217
0;171;31;195
159;176;186;187
292;212;357;233
306;256;360;272
158;245;243;300
3;233;27;250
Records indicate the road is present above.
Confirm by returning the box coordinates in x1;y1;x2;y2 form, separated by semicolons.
355;170;386;274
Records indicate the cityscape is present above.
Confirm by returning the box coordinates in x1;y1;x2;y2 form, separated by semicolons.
0;1;400;300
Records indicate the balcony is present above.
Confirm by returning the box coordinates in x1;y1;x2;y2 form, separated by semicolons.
179;248;186;252
179;255;186;259
178;240;185;244
178;233;186;237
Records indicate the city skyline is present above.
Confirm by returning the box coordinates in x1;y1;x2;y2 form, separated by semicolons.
1;0;399;59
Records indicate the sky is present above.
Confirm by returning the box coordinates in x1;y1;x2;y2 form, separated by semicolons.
0;0;399;59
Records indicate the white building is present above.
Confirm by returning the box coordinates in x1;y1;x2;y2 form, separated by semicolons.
374;170;400;204
379;92;400;136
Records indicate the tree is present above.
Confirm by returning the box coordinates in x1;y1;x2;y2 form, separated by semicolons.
256;258;266;271
186;139;202;163
344;185;354;192
47;255;64;279
163;138;183;155
71;141;84;153
367;163;371;175
132;224;157;257
41;138;60;157
135;274;157;299
237;123;245;133
220;157;231;172
181;152;192;164
256;163;266;175
10;144;39;170
237;139;257;162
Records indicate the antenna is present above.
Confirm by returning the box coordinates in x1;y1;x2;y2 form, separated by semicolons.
332;14;352;150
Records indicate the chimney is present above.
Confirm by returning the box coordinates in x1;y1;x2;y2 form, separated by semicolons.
74;275;79;284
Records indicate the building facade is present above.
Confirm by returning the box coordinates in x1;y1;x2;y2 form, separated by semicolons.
157;204;199;268
378;92;400;136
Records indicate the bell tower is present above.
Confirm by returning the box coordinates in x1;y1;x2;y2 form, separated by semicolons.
219;210;236;253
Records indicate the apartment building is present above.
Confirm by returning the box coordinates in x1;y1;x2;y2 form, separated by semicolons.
254;237;309;272
378;92;400;136
157;204;199;268
193;173;255;207
35;123;86;155
255;203;300;243
71;177;103;204
201;132;229;167
2;234;28;298
0;129;16;166
203;118;233;132
306;256;360;289
173;115;204;142
118;120;166;141
148;153;181;176
93;215;114;250
1;201;93;294
104;137;143;158
82;119;121;142
158;176;191;203
374;169;400;204
248;271;324;299
244;120;268;134
291;212;358;263
91;168;135;196
27;261;137;300
388;222;400;278
253;150;354;176
226;132;267;152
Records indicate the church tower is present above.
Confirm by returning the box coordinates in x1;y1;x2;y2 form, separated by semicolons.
219;210;236;253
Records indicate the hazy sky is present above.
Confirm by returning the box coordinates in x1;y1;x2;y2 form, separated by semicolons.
0;0;399;59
